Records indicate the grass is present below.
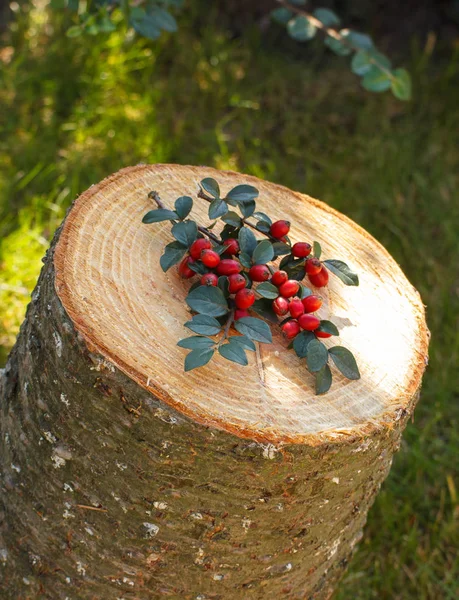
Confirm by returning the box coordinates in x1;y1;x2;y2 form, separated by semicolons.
1;5;458;598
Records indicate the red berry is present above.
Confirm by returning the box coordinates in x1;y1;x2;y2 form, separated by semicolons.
270;220;291;239
249;264;270;282
308;267;329;288
190;238;211;260
292;242;312;258
289;298;304;319
222;238;239;255
279;280;300;298
272;296;289;316
235;288;255;309
302;295;322;313
228;273;246;294
315;330;332;338
216;259;242;276
234;309;249;320
298;314;320;331
281;320;300;339
200;273;218;286
271;270;288;287
178;256;195;279
201;249;221;268
305;258;322;276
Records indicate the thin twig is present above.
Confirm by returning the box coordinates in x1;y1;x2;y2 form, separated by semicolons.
76;504;108;513
149;190;222;244
277;0;393;78
219;308;235;346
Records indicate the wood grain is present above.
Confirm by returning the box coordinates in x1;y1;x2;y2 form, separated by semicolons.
54;164;429;445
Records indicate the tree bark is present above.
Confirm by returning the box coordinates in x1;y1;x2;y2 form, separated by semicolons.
0;165;428;599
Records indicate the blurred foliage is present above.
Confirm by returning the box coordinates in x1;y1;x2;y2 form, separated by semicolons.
0;2;459;598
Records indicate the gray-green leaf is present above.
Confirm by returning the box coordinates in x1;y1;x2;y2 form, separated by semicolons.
315;364;333;394
313;8;340;27
222;211;242;227
317;320;339;336
209;198;228;220
287;15;317;41
323;259;359;286
177;336;215;350
253;240;274;265
391;68;412;101
200;177;220;198
256;281;279;300
184;348;214;371
313;241;322;259
362;67;392;92
218;341;248;366
226;184;259;204
293;331;315;358
185;314;222;336
171;221;198;247
306;339;329;372
230;335;256;352
238;227;258;257
329;346;360;380
174;196;193;220
160;241;187;272
142;208;178;223
186;285;229;317
234;317;273;344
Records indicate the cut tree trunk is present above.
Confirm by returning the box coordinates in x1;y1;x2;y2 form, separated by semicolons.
0;165;429;599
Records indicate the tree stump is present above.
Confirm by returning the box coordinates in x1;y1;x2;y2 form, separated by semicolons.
0;165;429;599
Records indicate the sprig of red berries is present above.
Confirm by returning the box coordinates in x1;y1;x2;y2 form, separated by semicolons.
142;178;360;394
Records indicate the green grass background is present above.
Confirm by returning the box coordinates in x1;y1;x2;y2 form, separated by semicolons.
1;5;458;598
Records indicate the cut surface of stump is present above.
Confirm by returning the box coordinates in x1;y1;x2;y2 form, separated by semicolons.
54;164;428;445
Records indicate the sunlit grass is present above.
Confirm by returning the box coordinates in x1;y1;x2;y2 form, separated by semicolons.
1;5;458;598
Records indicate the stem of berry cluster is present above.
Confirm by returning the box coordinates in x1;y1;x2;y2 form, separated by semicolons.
219;308;235;346
149;191;222;245
197;190;279;243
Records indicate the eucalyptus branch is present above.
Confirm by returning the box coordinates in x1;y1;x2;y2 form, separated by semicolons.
150;190;222;244
277;0;394;79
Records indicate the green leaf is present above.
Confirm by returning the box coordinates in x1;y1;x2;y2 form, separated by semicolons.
171;221;198;247
187;260;208;275
186;285;229;317
342;29;374;51
298;284;312;299
252;240;274;265
253;211;272;225
287;15;317;42
185;315;222;336
235;317;273;344
184;348;214;372
313;241;322;259
142;209;178;223
391;68;412;101
175;196;193;220
329;346;360;380
132;15;161;40
315;364;332;394
323;260;359;286
218;276;230;298
160;241;187;272
209;198;228;220
230;335;256;352
177;336;215;350
256;281;279;300
251;299;279;324
226;184;259;204
271;7;293;25
238;227;257;257
256;221;271;234
318;320;339;336
218;341;248;366
239;199;256;218
238;253;252;269
200;178;220;199
362;67;392;92
293;331;315;358
284;258;306;281
313;8;340;27
324;35;351;56
66;26;82;37
306;339;329;372
221;211;242;227
272;242;292;257
149;6;177;32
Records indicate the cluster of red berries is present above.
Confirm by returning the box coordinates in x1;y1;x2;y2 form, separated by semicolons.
179;220;332;338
